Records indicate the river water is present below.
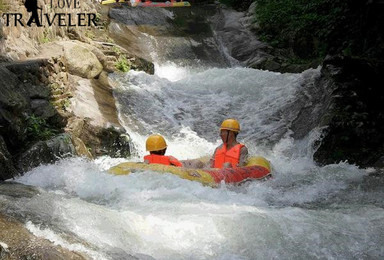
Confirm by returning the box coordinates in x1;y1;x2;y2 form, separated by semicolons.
5;5;384;260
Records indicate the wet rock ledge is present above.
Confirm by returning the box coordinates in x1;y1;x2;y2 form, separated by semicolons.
0;214;86;260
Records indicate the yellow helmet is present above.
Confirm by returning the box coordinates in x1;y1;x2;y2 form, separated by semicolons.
146;134;167;151
220;119;240;132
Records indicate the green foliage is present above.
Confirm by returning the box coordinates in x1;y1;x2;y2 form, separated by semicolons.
253;0;349;58
112;46;121;55
106;36;115;43
63;99;71;109
115;55;131;72
39;29;52;44
26;115;57;141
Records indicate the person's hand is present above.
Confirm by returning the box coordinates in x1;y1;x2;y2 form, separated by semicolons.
222;162;232;168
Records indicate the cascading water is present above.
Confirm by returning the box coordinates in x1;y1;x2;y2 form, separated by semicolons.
3;5;384;260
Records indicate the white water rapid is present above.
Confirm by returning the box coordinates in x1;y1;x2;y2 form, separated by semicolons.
10;63;383;260
7;7;384;260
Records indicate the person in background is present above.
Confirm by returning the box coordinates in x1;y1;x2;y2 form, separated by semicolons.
24;0;42;27
144;134;183;167
210;119;248;169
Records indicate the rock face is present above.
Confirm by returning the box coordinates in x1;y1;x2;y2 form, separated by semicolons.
0;137;17;181
0;213;86;260
211;5;272;68
0;60;65;181
108;4;231;68
314;56;384;167
0;40;141;180
0;53;135;180
16;134;76;173
66;117;131;158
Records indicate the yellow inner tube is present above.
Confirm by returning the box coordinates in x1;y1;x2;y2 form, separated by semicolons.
108;156;271;187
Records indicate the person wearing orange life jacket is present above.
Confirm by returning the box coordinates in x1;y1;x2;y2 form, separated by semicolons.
144;134;183;167
210;119;249;169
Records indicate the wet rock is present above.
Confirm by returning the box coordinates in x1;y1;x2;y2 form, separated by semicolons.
0;241;9;259
30;99;56;120
24;83;51;100
100;130;131;158
0;137;17;182
4;59;48;79
0;182;40;198
314;55;384;167
108;6;226;68
129;56;155;75
0;66;28;111
257;58;281;71
0;214;86;260
78;121;131;158
72;137;93;159
0;62;63;179
211;6;271;67
16;133;76;173
373;156;384;168
69;75;119;127
66;116;131;158
109;6;174;26
65;117;86;138
0;66;29;155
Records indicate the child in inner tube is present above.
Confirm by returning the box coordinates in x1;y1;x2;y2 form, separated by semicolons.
144;134;183;167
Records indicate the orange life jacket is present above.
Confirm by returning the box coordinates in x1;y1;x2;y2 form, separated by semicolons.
214;143;244;169
144;154;183;167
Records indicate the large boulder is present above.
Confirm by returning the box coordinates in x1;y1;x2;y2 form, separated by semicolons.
62;42;103;79
68;118;131;158
16;133;76;173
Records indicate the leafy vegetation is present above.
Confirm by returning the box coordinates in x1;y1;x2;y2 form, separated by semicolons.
39;29;52;44
112;46;122;55
221;0;383;61
253;0;349;57
25;115;58;141
115;55;131;72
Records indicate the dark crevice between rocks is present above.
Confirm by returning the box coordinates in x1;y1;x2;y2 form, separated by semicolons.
0;60;70;180
314;55;384;167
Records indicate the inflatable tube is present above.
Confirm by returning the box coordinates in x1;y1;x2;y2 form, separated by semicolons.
101;0;126;4
108;156;271;187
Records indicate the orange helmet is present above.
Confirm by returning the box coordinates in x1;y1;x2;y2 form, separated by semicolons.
220;119;240;132
146;134;167;151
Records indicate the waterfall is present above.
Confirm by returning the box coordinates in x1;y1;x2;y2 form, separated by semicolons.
5;4;384;260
